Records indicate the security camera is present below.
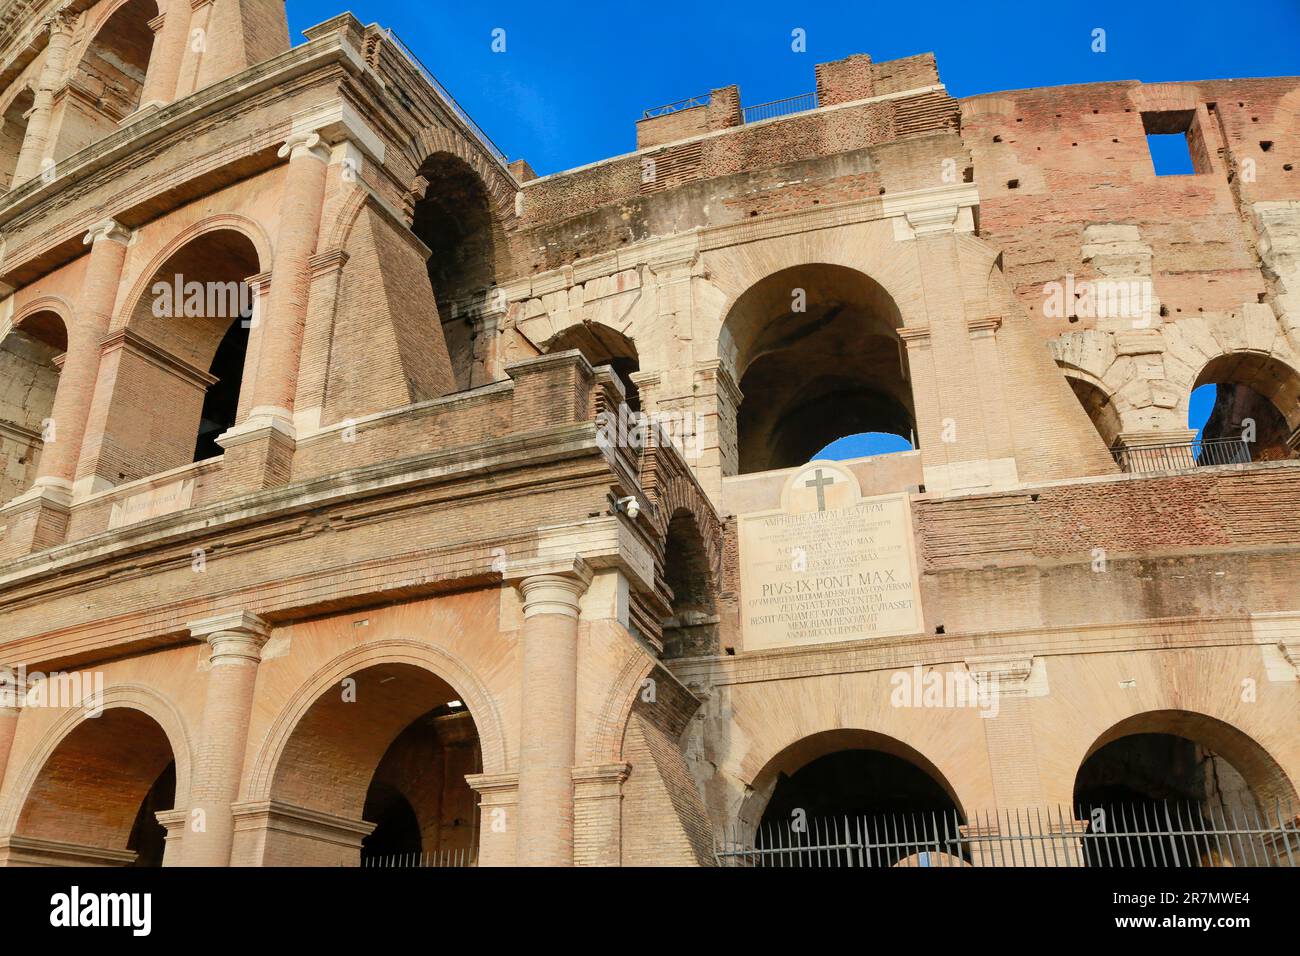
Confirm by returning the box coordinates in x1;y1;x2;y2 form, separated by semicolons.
616;495;640;519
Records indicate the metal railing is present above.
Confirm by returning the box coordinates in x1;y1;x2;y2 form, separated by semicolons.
742;91;818;124
383;29;510;171
1111;437;1252;474
642;94;712;119
360;848;476;868
716;802;1298;867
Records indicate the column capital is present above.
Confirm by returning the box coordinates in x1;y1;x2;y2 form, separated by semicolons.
277;131;331;164
83;218;132;247
44;7;78;39
517;562;593;619
188;610;270;663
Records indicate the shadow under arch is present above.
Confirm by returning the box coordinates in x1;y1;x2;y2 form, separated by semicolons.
1074;708;1300;813
737;727;969;841
544;321;641;409
1;684;193;865
1061;363;1122;450
246;639;509;808
718;262;915;475
1193;350;1300;460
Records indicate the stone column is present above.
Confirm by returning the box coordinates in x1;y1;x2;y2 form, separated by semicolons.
137;7;192;111
516;566;591;866
243;131;330;426
12;11;76;187
183;611;269;867
36;219;132;490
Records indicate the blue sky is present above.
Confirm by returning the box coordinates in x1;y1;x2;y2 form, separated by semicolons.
287;1;1300;177
284;1;1290;459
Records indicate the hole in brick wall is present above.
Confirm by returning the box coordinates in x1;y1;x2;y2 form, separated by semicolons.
963;166;974;183
1251;116;1259;122
1007;179;1019;189
878;187;886;194
934;625;945;634
992;134;1002;143
1259;293;1267;304
1286;164;1294;172
1260;141;1273;151
1112;138;1119;143
1068;315;1079;323
1142;110;1200;176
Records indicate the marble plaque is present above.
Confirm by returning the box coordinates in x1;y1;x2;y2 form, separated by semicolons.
108;477;196;529
738;461;924;650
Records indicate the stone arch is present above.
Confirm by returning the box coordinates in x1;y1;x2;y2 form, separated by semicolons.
0;683;193;862
404;125;517;220
246;638;509;806
1060;363;1123;449
116;214;273;330
0;303;70;499
55;0;159;156
1073;709;1299;813
586;648;655;767
710;241;924;367
737;727;970;842
80;221;265;485
718;261;914;474
544;320;641;408
1192;349;1300;459
323;182;371;251
0;82;35;191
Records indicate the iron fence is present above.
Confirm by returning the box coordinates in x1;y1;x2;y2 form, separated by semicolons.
1110;437;1252;474
360;848;476;868
642;95;712;119
742;92;819;124
716;802;1299;867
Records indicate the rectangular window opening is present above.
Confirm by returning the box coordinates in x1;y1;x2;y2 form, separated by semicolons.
1142;110;1201;176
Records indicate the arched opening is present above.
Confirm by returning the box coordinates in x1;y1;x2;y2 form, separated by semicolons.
57;0;158;157
0;310;67;501
1193;353;1300;462
1074;711;1299;866
746;730;966;866
268;663;482;866
95;228;259;484
545;322;641;411
15;707;177;866
1064;369;1123;450
720;264;914;475
411;154;499;391
0;87;35;190
660;509;718;658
